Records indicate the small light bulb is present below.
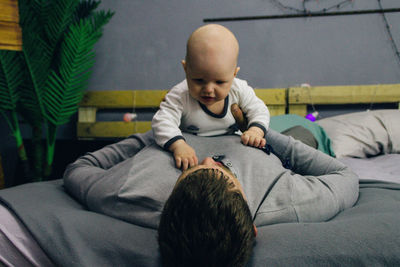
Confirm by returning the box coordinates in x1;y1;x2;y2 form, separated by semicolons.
305;111;319;122
123;113;137;122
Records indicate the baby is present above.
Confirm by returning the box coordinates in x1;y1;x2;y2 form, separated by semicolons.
152;24;270;170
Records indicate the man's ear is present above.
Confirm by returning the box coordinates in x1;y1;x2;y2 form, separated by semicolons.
253;224;258;237
234;66;240;77
181;60;187;73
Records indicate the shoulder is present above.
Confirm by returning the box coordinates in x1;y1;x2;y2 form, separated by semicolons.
232;77;251;89
230;78;255;101
231;78;253;93
165;80;191;103
169;79;189;94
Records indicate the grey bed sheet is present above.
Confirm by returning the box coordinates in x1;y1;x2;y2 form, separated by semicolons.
339;154;400;184
1;157;400;266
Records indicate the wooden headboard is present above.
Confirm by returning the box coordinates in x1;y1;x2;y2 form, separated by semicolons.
77;88;287;139
77;84;400;139
288;84;400;116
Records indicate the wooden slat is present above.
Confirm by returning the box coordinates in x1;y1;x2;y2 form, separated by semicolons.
0;0;22;51
80;88;287;108
0;0;19;22
0;21;22;50
77;88;287;138
268;105;286;116
78;107;97;123
80;90;167;108
255;88;287;116
288;104;307;117
254;88;286;105
289;84;400;104
77;121;152;138
77;107;286;138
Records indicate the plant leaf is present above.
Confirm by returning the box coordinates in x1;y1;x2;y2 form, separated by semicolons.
0;51;24;111
75;0;101;21
44;0;80;47
19;30;53;125
44;13;111;125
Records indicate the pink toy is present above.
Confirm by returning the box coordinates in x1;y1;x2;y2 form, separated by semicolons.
123;113;137;122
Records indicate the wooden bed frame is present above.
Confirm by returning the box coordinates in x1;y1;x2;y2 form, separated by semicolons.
77;88;287;139
77;84;400;139
288;84;400;116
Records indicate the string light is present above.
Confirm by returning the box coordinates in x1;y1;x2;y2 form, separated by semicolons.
123;91;137;124
270;0;355;15
301;83;322;120
377;0;400;68
203;0;400;82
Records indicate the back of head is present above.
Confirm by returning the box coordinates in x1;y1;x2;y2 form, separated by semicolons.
158;168;255;267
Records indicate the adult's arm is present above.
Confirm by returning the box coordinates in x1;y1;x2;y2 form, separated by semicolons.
63;132;155;206
231;106;358;223
267;129;345;176
262;130;359;223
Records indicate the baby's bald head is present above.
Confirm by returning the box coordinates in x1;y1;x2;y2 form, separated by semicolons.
181;24;240;110
185;24;239;72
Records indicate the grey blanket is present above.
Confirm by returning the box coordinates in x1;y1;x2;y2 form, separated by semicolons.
1;179;400;266
0;130;398;266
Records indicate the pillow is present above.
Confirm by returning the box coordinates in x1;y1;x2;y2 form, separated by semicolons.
281;125;318;149
270;114;335;156
317;110;400;158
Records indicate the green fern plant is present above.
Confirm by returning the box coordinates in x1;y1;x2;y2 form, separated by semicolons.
0;0;114;182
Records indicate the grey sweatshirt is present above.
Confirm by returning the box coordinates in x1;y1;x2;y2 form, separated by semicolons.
63;130;359;229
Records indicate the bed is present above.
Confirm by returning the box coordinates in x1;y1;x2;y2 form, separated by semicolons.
1;85;400;266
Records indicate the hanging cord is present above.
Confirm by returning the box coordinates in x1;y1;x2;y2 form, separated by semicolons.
123;91;138;133
377;0;400;69
301;83;321;120
270;0;355;15
132;90;137;133
367;85;378;111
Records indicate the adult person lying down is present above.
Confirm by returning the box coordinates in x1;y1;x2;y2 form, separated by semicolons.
63;106;359;267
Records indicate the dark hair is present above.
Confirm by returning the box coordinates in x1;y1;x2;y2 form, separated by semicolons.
158;168;255;267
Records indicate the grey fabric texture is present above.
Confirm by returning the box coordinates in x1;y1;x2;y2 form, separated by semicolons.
0;180;160;267
250;180;400;266
63;130;358;228
1;180;400;267
0;130;367;266
0;204;54;267
281;125;318;149
339;154;400;184
317;109;400;158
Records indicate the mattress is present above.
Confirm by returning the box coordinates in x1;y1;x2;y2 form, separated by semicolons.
0;153;399;266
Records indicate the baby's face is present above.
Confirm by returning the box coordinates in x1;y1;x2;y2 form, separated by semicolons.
183;57;239;109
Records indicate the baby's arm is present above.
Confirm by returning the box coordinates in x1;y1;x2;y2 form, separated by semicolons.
152;83;198;170
231;103;266;148
241;126;266;148
168;139;198;171
233;80;270;148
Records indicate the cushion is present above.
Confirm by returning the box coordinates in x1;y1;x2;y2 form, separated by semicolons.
317;110;400;158
270;114;335;156
281;126;318;149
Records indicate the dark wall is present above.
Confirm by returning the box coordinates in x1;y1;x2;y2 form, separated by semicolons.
89;0;400;90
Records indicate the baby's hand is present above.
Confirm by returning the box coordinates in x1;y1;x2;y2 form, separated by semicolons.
241;126;266;148
169;139;198;171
